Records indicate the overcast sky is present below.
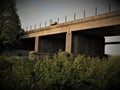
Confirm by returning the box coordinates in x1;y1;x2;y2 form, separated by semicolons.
16;0;120;55
16;0;120;28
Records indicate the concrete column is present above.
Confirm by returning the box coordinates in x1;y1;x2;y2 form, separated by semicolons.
35;36;39;53
65;31;72;53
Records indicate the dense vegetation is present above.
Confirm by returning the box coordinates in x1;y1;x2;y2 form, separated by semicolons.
0;0;24;51
0;52;120;90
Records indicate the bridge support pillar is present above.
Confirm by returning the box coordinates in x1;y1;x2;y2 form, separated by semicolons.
35;36;39;53
65;31;72;53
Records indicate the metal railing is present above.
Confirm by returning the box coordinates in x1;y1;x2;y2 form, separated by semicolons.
23;2;120;31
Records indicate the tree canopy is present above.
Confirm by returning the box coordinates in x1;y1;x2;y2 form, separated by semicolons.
0;0;24;51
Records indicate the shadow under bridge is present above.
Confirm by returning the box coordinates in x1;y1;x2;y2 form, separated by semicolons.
38;33;66;54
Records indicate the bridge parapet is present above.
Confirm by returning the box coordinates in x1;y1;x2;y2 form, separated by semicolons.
23;1;120;32
20;10;120;39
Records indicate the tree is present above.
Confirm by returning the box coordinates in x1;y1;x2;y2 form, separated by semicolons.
0;0;24;51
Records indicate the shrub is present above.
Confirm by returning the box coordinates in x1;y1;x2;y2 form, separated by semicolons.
0;53;120;90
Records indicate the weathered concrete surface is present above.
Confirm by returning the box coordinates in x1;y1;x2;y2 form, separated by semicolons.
20;10;120;39
20;10;120;56
35;36;39;52
65;31;72;53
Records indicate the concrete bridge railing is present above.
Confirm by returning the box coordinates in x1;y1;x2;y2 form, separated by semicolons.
23;2;120;31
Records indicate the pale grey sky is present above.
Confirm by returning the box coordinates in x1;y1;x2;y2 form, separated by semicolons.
16;0;120;55
17;0;120;28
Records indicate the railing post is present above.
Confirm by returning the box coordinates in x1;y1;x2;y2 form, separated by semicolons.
30;25;32;30
65;15;67;22
74;12;76;20
54;17;56;22
50;19;52;25
34;24;36;29
95;7;97;15
57;17;59;23
39;23;41;28
45;21;47;27
84;10;85;18
109;1;111;12
26;26;28;31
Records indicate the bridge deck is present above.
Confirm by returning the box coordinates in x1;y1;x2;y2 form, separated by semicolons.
20;10;120;39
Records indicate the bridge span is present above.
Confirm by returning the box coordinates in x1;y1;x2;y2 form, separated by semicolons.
20;10;120;57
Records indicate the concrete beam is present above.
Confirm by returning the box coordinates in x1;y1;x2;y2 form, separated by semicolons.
20;10;120;39
105;41;120;45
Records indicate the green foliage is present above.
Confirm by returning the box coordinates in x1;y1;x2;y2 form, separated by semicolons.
0;53;120;90
0;0;24;51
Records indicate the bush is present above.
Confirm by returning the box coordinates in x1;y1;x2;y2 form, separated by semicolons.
0;53;120;90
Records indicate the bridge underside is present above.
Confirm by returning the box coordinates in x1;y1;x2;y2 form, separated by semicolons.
20;25;120;57
72;25;120;56
39;33;66;54
72;31;105;56
81;25;120;37
20;37;35;51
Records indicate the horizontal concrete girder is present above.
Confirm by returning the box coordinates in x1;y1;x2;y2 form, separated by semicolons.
20;10;120;39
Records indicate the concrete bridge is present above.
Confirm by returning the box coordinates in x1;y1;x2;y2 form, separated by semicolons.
20;10;120;57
